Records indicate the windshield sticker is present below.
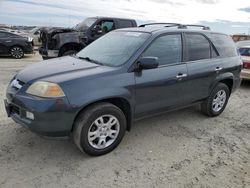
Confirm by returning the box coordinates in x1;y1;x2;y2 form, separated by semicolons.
125;32;142;37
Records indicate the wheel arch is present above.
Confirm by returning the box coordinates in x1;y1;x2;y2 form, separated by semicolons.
210;73;234;96
59;42;84;56
9;45;24;53
71;97;133;132
219;79;233;94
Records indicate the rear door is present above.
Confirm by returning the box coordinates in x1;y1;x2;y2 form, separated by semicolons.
0;32;10;54
135;33;189;116
183;32;222;102
0;31;14;54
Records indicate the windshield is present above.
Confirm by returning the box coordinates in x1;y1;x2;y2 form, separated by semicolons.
77;31;150;66
29;27;38;33
239;48;250;56
74;18;97;31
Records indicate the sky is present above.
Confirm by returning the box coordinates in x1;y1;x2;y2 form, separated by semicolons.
0;0;250;34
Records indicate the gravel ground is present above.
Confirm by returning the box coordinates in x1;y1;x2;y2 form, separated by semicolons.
0;53;250;188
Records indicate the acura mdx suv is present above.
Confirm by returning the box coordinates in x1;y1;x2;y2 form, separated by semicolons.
4;23;242;156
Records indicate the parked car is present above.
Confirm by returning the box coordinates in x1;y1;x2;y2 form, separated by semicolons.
236;40;250;48
39;17;137;59
0;31;33;58
23;27;44;46
4;23;241;156
238;46;250;80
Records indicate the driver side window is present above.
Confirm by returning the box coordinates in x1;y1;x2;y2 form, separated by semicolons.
95;20;114;34
142;34;182;66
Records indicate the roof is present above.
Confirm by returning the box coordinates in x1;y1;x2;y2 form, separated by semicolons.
89;16;136;21
116;26;224;35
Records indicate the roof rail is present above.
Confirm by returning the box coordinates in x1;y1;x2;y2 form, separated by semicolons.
184;24;210;30
139;23;210;30
139;23;182;27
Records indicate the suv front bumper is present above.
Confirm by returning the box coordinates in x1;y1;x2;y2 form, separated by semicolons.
4;92;76;137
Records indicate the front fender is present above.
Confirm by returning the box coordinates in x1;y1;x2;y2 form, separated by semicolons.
57;32;83;48
70;87;133;111
61;71;136;127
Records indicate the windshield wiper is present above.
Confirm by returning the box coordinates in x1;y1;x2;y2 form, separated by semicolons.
77;56;104;65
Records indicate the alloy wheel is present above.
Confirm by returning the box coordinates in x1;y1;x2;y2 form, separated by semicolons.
87;115;120;149
212;90;226;112
10;47;24;59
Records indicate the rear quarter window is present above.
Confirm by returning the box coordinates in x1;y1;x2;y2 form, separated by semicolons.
207;33;238;57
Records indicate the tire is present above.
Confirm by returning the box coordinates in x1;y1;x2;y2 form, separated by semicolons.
10;46;24;59
42;56;50;60
61;50;77;56
201;83;230;117
73;102;127;156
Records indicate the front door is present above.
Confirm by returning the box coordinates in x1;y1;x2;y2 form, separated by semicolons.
135;33;189;116
89;20;115;43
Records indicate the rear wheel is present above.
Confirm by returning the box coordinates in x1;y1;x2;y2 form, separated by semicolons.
73;103;127;156
201;83;230;117
10;46;24;59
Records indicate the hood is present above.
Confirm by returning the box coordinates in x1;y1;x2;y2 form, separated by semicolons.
16;56;103;83
40;27;76;35
39;27;79;47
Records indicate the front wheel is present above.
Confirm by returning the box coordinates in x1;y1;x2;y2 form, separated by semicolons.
201;83;230;117
10;46;24;59
73;103;127;156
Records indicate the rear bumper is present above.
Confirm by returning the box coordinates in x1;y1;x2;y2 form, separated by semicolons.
4;92;77;137
39;47;59;58
241;69;250;80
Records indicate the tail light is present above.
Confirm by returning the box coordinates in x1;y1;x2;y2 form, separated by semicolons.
243;61;250;69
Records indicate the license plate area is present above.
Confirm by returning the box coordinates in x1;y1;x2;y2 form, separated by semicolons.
4;99;20;117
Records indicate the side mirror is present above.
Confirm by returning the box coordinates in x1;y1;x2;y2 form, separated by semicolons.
139;57;159;70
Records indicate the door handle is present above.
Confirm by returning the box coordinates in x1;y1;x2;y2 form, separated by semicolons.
176;73;187;79
5;40;11;43
215;67;223;71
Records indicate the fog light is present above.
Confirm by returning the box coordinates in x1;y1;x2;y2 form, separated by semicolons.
26;111;34;120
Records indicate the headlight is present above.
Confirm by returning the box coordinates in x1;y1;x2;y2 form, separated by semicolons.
27;37;33;42
26;81;65;98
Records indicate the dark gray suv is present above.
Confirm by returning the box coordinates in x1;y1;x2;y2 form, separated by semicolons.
4;23;242;156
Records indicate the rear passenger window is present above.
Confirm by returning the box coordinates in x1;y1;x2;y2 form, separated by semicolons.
186;33;211;61
117;20;133;28
142;34;182;66
208;34;238;57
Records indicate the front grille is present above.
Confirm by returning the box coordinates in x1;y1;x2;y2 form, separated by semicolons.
11;105;20;115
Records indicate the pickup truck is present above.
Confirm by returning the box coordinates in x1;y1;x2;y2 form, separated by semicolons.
39;17;137;59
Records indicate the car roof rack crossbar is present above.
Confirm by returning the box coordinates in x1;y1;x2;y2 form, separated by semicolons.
183;24;210;30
